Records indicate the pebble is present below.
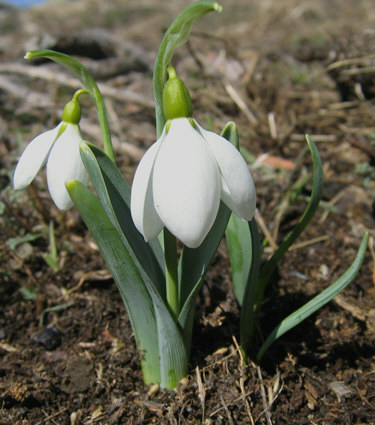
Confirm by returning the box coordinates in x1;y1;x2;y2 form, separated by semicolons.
34;327;61;350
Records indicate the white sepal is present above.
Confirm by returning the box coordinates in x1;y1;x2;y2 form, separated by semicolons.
13;124;62;190
130;140;164;242
152;118;221;248
46;124;88;210
199;125;256;221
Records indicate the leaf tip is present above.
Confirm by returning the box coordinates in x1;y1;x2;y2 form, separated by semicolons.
305;133;312;144
24;50;33;60
65;178;78;191
79;141;90;152
214;2;223;12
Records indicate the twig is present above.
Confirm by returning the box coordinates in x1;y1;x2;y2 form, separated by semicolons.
209;390;256;417
326;55;375;71
232;336;255;425
342;65;375;76
220;395;235;425
27;183;51;223
255;209;278;252
272;172;311;242
0;63;154;108
338;124;375;135
289;234;329;251
256;366;273;425
34;407;68;425
224;81;258;125
289;134;337;142
268;112;277;140
319;188;346;223
201;350;236;371
195;366;206;423
66;270;111;295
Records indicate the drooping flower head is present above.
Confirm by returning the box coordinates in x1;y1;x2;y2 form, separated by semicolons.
131;67;256;248
13;90;89;210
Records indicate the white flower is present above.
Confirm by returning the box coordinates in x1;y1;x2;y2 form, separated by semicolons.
130;117;256;248
13;122;89;210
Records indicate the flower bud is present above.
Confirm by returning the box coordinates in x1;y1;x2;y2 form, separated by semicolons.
62;99;82;124
162;66;193;120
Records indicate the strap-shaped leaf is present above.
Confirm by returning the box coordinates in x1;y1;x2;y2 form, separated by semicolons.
25;49;115;161
256;135;324;308
178;202;230;310
67;180;188;388
178;202;230;351
239;218;261;351
226;213;253;305
256;232;369;362
66;179;160;384
153;1;222;136
79;142;165;298
224;122;252;306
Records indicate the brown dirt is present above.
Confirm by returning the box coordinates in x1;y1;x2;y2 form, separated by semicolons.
1;0;375;423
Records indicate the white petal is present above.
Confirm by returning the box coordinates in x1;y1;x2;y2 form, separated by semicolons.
46;124;89;210
152;118;221;248
200;125;256;221
13;124;62;190
130;139;164;242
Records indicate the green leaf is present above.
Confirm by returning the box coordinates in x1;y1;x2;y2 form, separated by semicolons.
25;49;115;161
19;286;37;300
153;1;222;136
67;179;160;384
7;232;43;250
80;142;165;297
178;202;230;349
67;180;187;388
39;302;73;327
224;121;254;307
178;202;230;310
256;232;369;362
239;218;261;352
43;221;59;271
226;213;252;305
256;135;324;308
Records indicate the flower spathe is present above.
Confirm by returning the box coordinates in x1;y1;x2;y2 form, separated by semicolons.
130;118;256;248
13;121;89;210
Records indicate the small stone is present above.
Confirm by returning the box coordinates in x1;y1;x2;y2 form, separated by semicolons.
16;242;33;260
70;411;79;425
179;377;189;387
328;381;355;402
34;327;61;350
147;383;160;396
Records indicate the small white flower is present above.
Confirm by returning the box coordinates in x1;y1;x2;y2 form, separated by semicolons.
130;117;256;248
13;122;89;210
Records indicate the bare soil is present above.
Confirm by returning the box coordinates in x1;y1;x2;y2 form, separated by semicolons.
1;0;375;424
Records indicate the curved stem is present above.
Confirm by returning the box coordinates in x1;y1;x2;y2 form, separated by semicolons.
25;50;116;163
73;88;89;101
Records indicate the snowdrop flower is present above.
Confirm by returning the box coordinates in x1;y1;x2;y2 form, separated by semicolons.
131;68;256;248
13;93;89;210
